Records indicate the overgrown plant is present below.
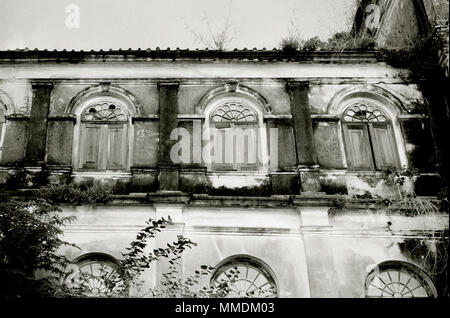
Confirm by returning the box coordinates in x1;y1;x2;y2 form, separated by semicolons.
0;192;249;298
186;0;236;50
64;216;247;298
279;31;376;52
35;184;111;205
382;168;449;297
0;199;77;298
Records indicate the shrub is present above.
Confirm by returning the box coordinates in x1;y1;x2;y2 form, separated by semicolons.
0;199;76;298
303;36;327;51
206;183;272;197
63;216;241;298
35;184;111;205
280;34;302;52
326;32;376;51
279;31;376;52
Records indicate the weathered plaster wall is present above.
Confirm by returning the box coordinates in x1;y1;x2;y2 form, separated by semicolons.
0;120;28;164
178;84;217;114
328;210;448;297
46;120;73;165
313;121;344;169
0;82;31;114
50;82;159;116
56;204;448;298
133;121;159;167
0;61;435;196
376;0;420;49
0;61;405;80
308;83;424;114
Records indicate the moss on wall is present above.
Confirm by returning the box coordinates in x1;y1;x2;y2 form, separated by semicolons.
46;120;74;165
133;121;159;167
206;182;272;197
313;121;344;169
269;122;297;169
0;121;28;164
320;176;348;195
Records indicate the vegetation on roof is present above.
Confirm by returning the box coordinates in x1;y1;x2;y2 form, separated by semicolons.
279;31;376;53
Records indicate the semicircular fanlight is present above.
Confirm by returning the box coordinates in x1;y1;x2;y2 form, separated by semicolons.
210;102;258;124
342;103;388;123
365;261;437;298
82;102;128;122
211;257;277;298
65;255;127;297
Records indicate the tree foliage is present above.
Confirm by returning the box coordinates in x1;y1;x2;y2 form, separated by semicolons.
0;198;76;298
0;195;243;298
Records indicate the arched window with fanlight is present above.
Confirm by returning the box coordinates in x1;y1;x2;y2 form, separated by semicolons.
210;255;278;298
209;101;260;171
342;103;400;170
65;253;128;297
78;101;129;171
365;261;438;298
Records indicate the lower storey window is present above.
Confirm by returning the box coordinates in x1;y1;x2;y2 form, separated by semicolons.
365;261;437;298
210;255;278;298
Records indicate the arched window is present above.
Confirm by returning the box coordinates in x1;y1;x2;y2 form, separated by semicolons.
65;253;127;297
78;101;129;171
342;103;399;170
209;101;261;171
365;261;437;298
210;255;278;298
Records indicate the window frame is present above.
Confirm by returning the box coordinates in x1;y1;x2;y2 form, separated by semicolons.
208;100;262;172
65;253;128;297
210;255;278;298
341;103;400;171
364;261;438;298
74;98;132;173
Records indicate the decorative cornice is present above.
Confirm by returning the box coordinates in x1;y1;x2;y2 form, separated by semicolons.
5;114;30;121
48;114;76;122
131;115;159;122
263;114;292;122
0;49;382;64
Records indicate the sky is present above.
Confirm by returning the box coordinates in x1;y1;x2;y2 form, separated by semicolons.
0;0;357;50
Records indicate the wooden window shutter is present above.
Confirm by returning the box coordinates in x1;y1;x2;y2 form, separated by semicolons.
80;124;101;169
236;125;258;171
212;125;235;171
106;124;127;170
370;124;398;169
343;124;373;170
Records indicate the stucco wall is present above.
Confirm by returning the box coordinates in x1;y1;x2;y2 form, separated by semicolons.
56;204;448;298
0;59;437;197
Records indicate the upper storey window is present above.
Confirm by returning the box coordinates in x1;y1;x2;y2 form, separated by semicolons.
79;101;128;171
210;102;259;171
342;103;399;170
